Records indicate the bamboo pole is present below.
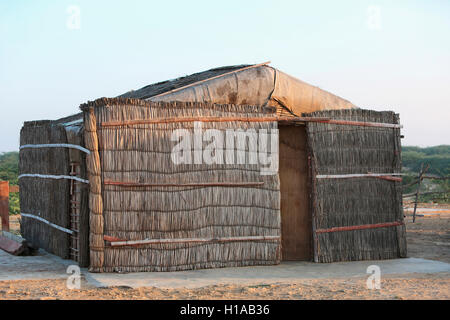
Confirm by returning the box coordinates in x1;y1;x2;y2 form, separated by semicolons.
103;181;265;188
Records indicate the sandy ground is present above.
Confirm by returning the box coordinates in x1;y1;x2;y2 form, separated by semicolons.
1;204;449;300
0;272;449;300
403;203;450;263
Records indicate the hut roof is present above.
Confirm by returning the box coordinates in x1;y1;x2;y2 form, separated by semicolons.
119;62;357;116
119;64;250;100
23;113;83;128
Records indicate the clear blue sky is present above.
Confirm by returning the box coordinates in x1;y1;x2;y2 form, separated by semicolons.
1;0;449;151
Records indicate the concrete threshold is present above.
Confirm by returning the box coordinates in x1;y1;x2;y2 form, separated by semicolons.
87;258;450;289
1;248;449;289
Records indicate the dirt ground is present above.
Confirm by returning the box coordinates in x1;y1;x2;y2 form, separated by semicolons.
403;203;450;263
0;272;449;300
5;215;20;236
1;204;449;300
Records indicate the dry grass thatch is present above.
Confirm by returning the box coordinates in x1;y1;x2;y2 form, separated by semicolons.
81;98;281;272
304;109;406;262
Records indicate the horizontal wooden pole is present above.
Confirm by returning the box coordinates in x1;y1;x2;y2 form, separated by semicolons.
316;221;404;234
374;176;403;182
321;119;402;128
316;173;403;180
404;191;449;198
104;235;123;242
418;191;449;196
403;175;449;189
403;192;417;198
99;116;402;129
105;235;280;247
422;176;450;180
99;116;318;127
104;180;265;187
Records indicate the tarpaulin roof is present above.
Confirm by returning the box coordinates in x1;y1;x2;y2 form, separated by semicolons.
120;62;356;116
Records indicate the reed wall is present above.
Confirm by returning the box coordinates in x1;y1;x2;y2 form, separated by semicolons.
19;120;89;265
305;109;407;262
19;122;71;258
80;98;281;272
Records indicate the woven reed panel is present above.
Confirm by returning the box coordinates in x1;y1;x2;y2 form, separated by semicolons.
83;99;281;272
19;122;71;258
305;109;406;262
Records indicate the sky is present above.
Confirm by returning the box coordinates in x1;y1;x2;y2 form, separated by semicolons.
0;0;449;151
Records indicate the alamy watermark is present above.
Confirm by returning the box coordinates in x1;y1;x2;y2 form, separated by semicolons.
170;122;279;175
366;265;381;290
66;265;81;290
66;5;81;30
367;5;382;30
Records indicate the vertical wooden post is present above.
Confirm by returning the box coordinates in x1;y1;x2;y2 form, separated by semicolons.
309;155;319;263
84;107;104;272
412;164;423;223
413;164;429;223
0;181;9;232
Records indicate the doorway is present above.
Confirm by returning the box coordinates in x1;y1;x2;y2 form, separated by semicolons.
279;125;312;260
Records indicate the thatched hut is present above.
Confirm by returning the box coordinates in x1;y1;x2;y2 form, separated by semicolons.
19;62;406;272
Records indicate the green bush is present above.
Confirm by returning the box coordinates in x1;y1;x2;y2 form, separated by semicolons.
9;192;20;215
402;145;450;176
0;152;19;185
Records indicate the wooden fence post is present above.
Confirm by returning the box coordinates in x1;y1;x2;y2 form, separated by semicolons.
0;181;9;232
412;164;429;223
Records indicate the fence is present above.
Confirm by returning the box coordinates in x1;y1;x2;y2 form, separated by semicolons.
402;164;450;222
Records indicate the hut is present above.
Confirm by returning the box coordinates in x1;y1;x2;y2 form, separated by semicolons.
19;62;406;272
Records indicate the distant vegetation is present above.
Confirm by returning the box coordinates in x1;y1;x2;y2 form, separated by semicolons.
402;145;450;176
402;145;449;203
0;145;449;214
0;152;19;185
